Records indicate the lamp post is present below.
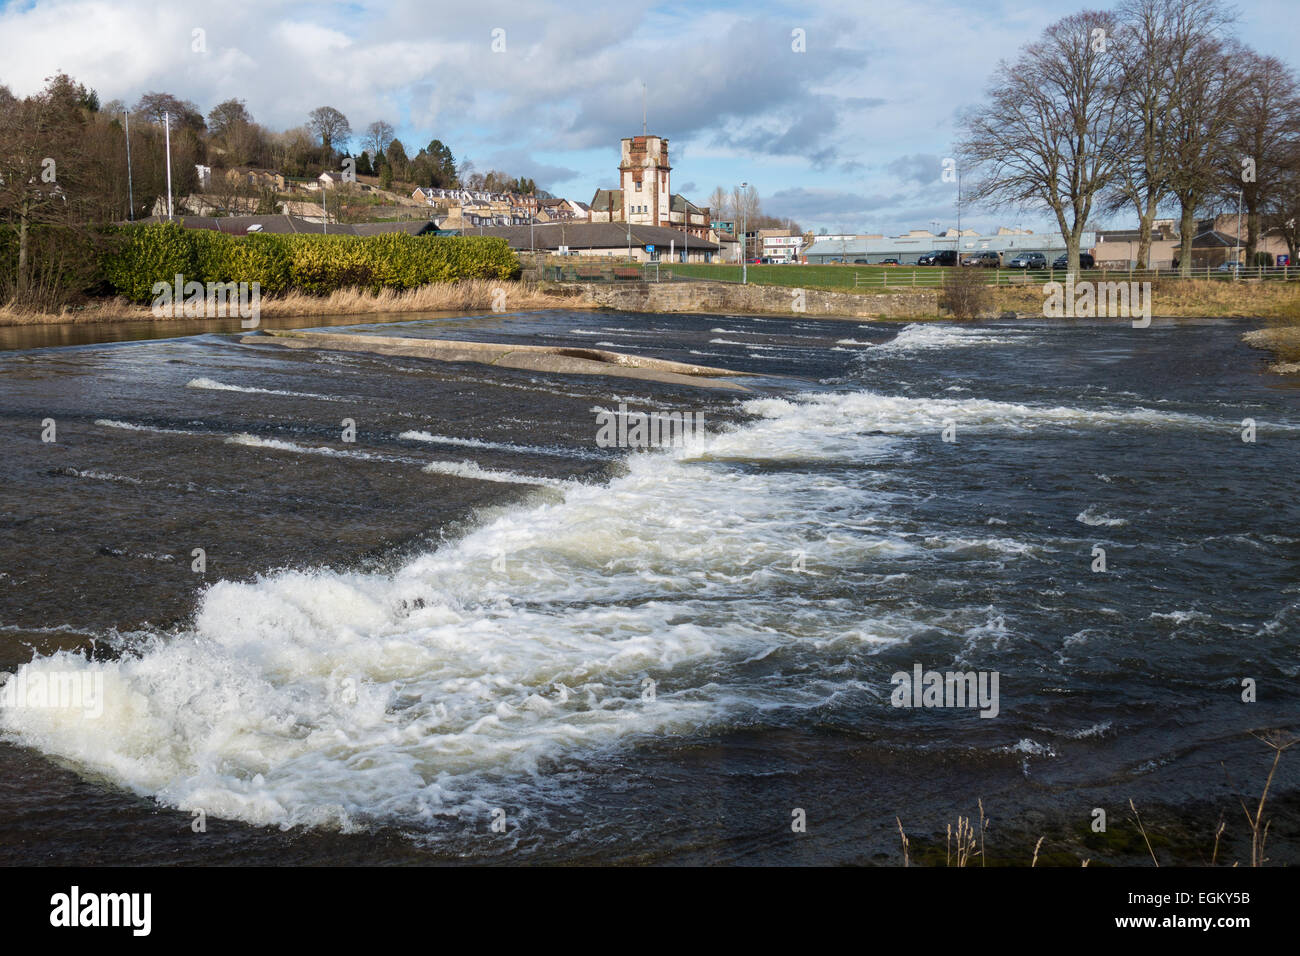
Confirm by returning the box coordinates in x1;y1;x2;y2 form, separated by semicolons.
163;111;174;221
124;110;135;221
740;181;748;284
1234;188;1242;278
956;167;962;263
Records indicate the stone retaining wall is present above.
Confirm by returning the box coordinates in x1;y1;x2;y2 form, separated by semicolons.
554;280;936;319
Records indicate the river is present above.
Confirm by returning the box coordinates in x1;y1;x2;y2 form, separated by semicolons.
0;309;1296;865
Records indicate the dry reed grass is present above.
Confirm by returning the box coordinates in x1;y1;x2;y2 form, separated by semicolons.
991;277;1300;320
0;280;577;327
892;733;1295;867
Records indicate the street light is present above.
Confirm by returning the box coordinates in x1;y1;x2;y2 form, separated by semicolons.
740;181;748;284
1234;187;1242;278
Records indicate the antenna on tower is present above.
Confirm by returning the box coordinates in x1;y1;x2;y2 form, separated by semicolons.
642;83;647;135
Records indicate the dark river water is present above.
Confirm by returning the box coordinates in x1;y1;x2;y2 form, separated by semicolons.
0;309;1296;866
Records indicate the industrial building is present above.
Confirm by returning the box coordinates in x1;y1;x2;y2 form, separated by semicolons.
803;227;1096;264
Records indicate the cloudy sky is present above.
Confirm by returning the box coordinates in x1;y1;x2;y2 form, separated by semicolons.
2;0;1297;235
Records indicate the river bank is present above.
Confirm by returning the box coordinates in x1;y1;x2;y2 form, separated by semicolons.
1242;324;1300;372
0;279;576;328
7;276;1300;329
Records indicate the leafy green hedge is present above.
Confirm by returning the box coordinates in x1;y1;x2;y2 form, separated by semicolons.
101;223;520;301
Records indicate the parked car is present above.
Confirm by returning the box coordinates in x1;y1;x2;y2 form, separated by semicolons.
963;251;1001;268
878;257;901;266
1217;260;1243;273
917;250;958;266
1051;253;1095;269
1007;252;1047;269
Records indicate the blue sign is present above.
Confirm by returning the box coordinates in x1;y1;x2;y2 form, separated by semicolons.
645;245;655;252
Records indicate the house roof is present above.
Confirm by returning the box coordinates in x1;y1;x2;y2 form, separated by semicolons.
590;189;623;210
471;221;719;251
669;194;705;214
1191;229;1238;247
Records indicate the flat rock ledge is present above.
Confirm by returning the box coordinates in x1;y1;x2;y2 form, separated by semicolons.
1242;327;1300;374
242;329;752;391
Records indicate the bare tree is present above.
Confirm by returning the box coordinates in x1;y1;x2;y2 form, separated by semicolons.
308;106;352;157
1269;144;1300;263
708;185;730;222
365;120;395;160
207;98;252;138
1220;52;1300;264
959;11;1127;275
1106;0;1234;268
1167;39;1242;275
0;74;94;304
134;92;205;132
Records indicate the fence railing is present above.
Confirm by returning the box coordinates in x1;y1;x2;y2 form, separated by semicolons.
545;263;648;283
544;261;1300;287
843;264;1299;289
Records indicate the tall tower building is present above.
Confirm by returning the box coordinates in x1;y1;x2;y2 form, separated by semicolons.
618;135;671;227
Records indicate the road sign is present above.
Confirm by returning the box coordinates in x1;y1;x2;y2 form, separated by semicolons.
645;245;655;252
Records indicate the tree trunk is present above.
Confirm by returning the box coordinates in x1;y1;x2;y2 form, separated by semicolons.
1178;199;1196;278
1246;206;1261;265
16;199;29;300
1136;192;1157;270
1066;232;1081;277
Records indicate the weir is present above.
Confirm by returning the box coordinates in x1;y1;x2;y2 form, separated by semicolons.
244;329;751;390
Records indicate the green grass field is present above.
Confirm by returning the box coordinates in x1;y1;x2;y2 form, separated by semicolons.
661;262;915;292
654;262;1294;293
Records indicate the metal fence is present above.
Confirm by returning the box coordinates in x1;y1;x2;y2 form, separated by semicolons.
544;264;648;283
542;261;1300;287
848;264;1300;289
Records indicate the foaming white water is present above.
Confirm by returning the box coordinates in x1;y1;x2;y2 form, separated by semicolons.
225;433;402;462
186;377;341;401
62;468;144;485
421;459;568;487
1076;505;1129;527
96;419;203;436
399;430;595;460
739;389;1219;440
1;400;939;831
873;324;1031;353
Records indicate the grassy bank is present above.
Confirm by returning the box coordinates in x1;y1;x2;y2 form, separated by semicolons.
0;279;573;326
992;278;1300;320
664;262;915;292
1242;324;1300;371
664;264;1300;319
